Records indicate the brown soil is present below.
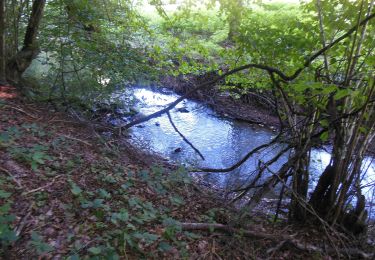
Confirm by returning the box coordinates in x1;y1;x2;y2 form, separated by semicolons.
1;85;373;259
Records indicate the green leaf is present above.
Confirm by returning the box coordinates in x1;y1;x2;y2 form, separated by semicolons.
30;232;54;254
322;85;337;95
158;241;173;252
320;131;329;142
32;152;46;164
88;246;101;255
0;190;11;199
359;126;368;134
70;183;82;196
334;89;350;100
98;189;111;199
134;232;158;244
320;119;329;128
92;198;104;208
67;254;80;260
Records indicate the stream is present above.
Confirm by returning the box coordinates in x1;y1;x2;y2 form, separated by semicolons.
113;86;375;217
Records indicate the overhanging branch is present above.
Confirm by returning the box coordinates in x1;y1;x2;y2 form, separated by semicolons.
123;12;375;130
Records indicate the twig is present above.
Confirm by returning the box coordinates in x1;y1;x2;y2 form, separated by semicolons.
4;104;38;119
274;177;287;222
166;111;205;160
266;240;287;255
22;175;64;195
59;134;92;146
265;165;347;256
0;166;23;188
14;203;34;237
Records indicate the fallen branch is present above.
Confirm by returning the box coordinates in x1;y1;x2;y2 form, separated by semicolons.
22;175;64;196
180;222;374;259
167;111;205;160
14;203;34;237
4;104;38;119
0;166;23;189
59;134;92;146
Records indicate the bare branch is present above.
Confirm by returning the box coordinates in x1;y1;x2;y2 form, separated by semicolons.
195;134;281;173
123;12;375;130
166;111;205;160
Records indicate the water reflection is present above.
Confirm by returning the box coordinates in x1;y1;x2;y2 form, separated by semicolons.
125;87;375;216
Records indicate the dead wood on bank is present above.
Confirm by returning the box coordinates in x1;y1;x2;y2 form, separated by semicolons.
180;222;374;259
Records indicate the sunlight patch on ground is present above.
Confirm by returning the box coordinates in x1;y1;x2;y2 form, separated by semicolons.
0;85;17;99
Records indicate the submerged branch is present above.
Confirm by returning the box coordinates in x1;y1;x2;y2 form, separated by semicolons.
167;111;205;160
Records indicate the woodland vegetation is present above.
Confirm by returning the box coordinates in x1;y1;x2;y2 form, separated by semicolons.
0;0;375;258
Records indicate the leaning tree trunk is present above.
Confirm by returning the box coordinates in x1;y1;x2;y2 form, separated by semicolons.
309;70;375;235
0;0;6;84
6;0;46;83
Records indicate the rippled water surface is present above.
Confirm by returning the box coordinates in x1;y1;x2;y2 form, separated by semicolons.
123;87;375;214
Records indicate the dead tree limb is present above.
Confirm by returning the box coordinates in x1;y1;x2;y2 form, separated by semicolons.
179;222;373;259
167;111;205;160
196;133;281;173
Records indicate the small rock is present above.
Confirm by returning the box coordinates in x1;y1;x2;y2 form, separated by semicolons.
177;107;189;113
155;122;160;126
174;148;182;153
136;125;145;128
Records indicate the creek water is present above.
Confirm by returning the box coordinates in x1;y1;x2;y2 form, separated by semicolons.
116;87;375;216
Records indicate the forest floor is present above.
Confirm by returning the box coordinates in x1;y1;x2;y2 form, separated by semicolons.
1;85;374;259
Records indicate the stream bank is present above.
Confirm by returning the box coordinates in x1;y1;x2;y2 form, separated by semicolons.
1;84;375;259
160;74;280;128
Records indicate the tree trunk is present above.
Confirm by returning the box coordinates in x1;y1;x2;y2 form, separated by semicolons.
0;0;6;84
289;152;309;222
309;93;375;234
6;0;45;83
226;0;242;41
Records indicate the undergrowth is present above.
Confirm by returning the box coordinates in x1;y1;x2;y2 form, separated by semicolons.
0;99;235;259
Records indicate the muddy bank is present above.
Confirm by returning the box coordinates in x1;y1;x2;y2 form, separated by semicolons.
160;74;280;128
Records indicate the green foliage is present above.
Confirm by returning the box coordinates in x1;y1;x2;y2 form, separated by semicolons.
9;144;53;171
29;232;54;255
0;124;56;171
20;0;158;106
0;203;17;247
